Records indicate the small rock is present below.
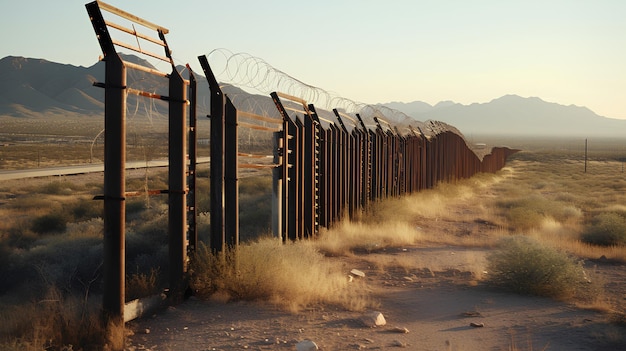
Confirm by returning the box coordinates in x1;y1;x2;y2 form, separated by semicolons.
144;328;150;334
390;326;409;333
296;340;319;351
402;276;413;282
360;311;386;327
391;339;407;347
350;269;365;278
469;322;484;328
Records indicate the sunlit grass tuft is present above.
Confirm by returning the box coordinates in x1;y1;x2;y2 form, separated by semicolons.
315;220;422;256
190;238;375;313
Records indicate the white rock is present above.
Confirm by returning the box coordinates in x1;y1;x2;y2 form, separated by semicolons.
350;269;365;278
390;326;409;333
360;311;386;327
295;339;319;351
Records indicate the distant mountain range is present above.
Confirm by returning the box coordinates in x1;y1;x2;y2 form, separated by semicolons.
380;97;626;137
1;55;625;138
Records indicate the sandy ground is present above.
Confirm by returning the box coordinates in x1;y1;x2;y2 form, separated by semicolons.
125;244;626;351
3;169;624;351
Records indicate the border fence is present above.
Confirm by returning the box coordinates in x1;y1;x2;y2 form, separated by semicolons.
85;0;518;334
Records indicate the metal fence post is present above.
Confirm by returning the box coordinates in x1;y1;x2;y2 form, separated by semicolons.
224;98;239;247
198;55;225;253
168;67;187;303
102;51;126;324
187;67;198;254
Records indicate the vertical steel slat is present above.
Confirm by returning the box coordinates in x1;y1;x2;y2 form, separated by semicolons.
318;127;328;228
282;120;289;240
286;118;297;240
328;124;337;223
303;113;316;237
168;67;187;303
337;126;346;220
370;129;379;201
198;55;225;253
295;117;305;239
187;67;197;255
224;98;239;247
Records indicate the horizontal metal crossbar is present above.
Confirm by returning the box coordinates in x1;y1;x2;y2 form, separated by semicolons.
124;60;169;78
124;189;168;197
284;106;310;116
238;153;273;158
275;91;307;105
127;87;189;104
335;110;359;126
237;110;282;125
239;163;278;169
238;121;280;132
111;38;171;62
317;116;336;125
104;19;166;47
97;0;169;34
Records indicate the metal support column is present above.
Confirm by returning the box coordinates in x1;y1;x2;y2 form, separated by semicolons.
168;67;188;303
198;55;225;252
224;98;239;247
102;52;126;324
86;1;126;324
187;67;198;254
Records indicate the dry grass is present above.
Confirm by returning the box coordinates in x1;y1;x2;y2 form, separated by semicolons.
3;140;626;349
0;288;108;351
190;238;376;313
315;220;423;256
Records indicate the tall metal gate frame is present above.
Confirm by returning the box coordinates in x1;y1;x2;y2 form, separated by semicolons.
86;0;198;323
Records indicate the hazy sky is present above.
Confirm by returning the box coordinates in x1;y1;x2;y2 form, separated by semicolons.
1;0;625;119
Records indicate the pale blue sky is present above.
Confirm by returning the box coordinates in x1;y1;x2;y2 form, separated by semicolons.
1;0;625;119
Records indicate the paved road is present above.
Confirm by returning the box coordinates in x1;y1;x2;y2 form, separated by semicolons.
0;158;209;181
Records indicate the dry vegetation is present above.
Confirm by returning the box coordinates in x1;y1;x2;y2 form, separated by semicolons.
2;140;626;350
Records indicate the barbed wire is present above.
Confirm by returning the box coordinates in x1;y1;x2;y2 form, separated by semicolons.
202;48;425;130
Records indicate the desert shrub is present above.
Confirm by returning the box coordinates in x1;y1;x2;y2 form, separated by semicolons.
581;212;626;246
126;198;148;216
31;212;68;234
126;174;168;193
65;218;103;239
486;236;589;299
37;181;75;195
126;268;161;301
505;206;545;230
190;238;373;312
196;189;210;213
6;221;38;249
7;195;54;212
69;198;102;222
237;176;273;241
127;213;168;253
0;288;109;351
496;194;579;230
14;236;103;298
